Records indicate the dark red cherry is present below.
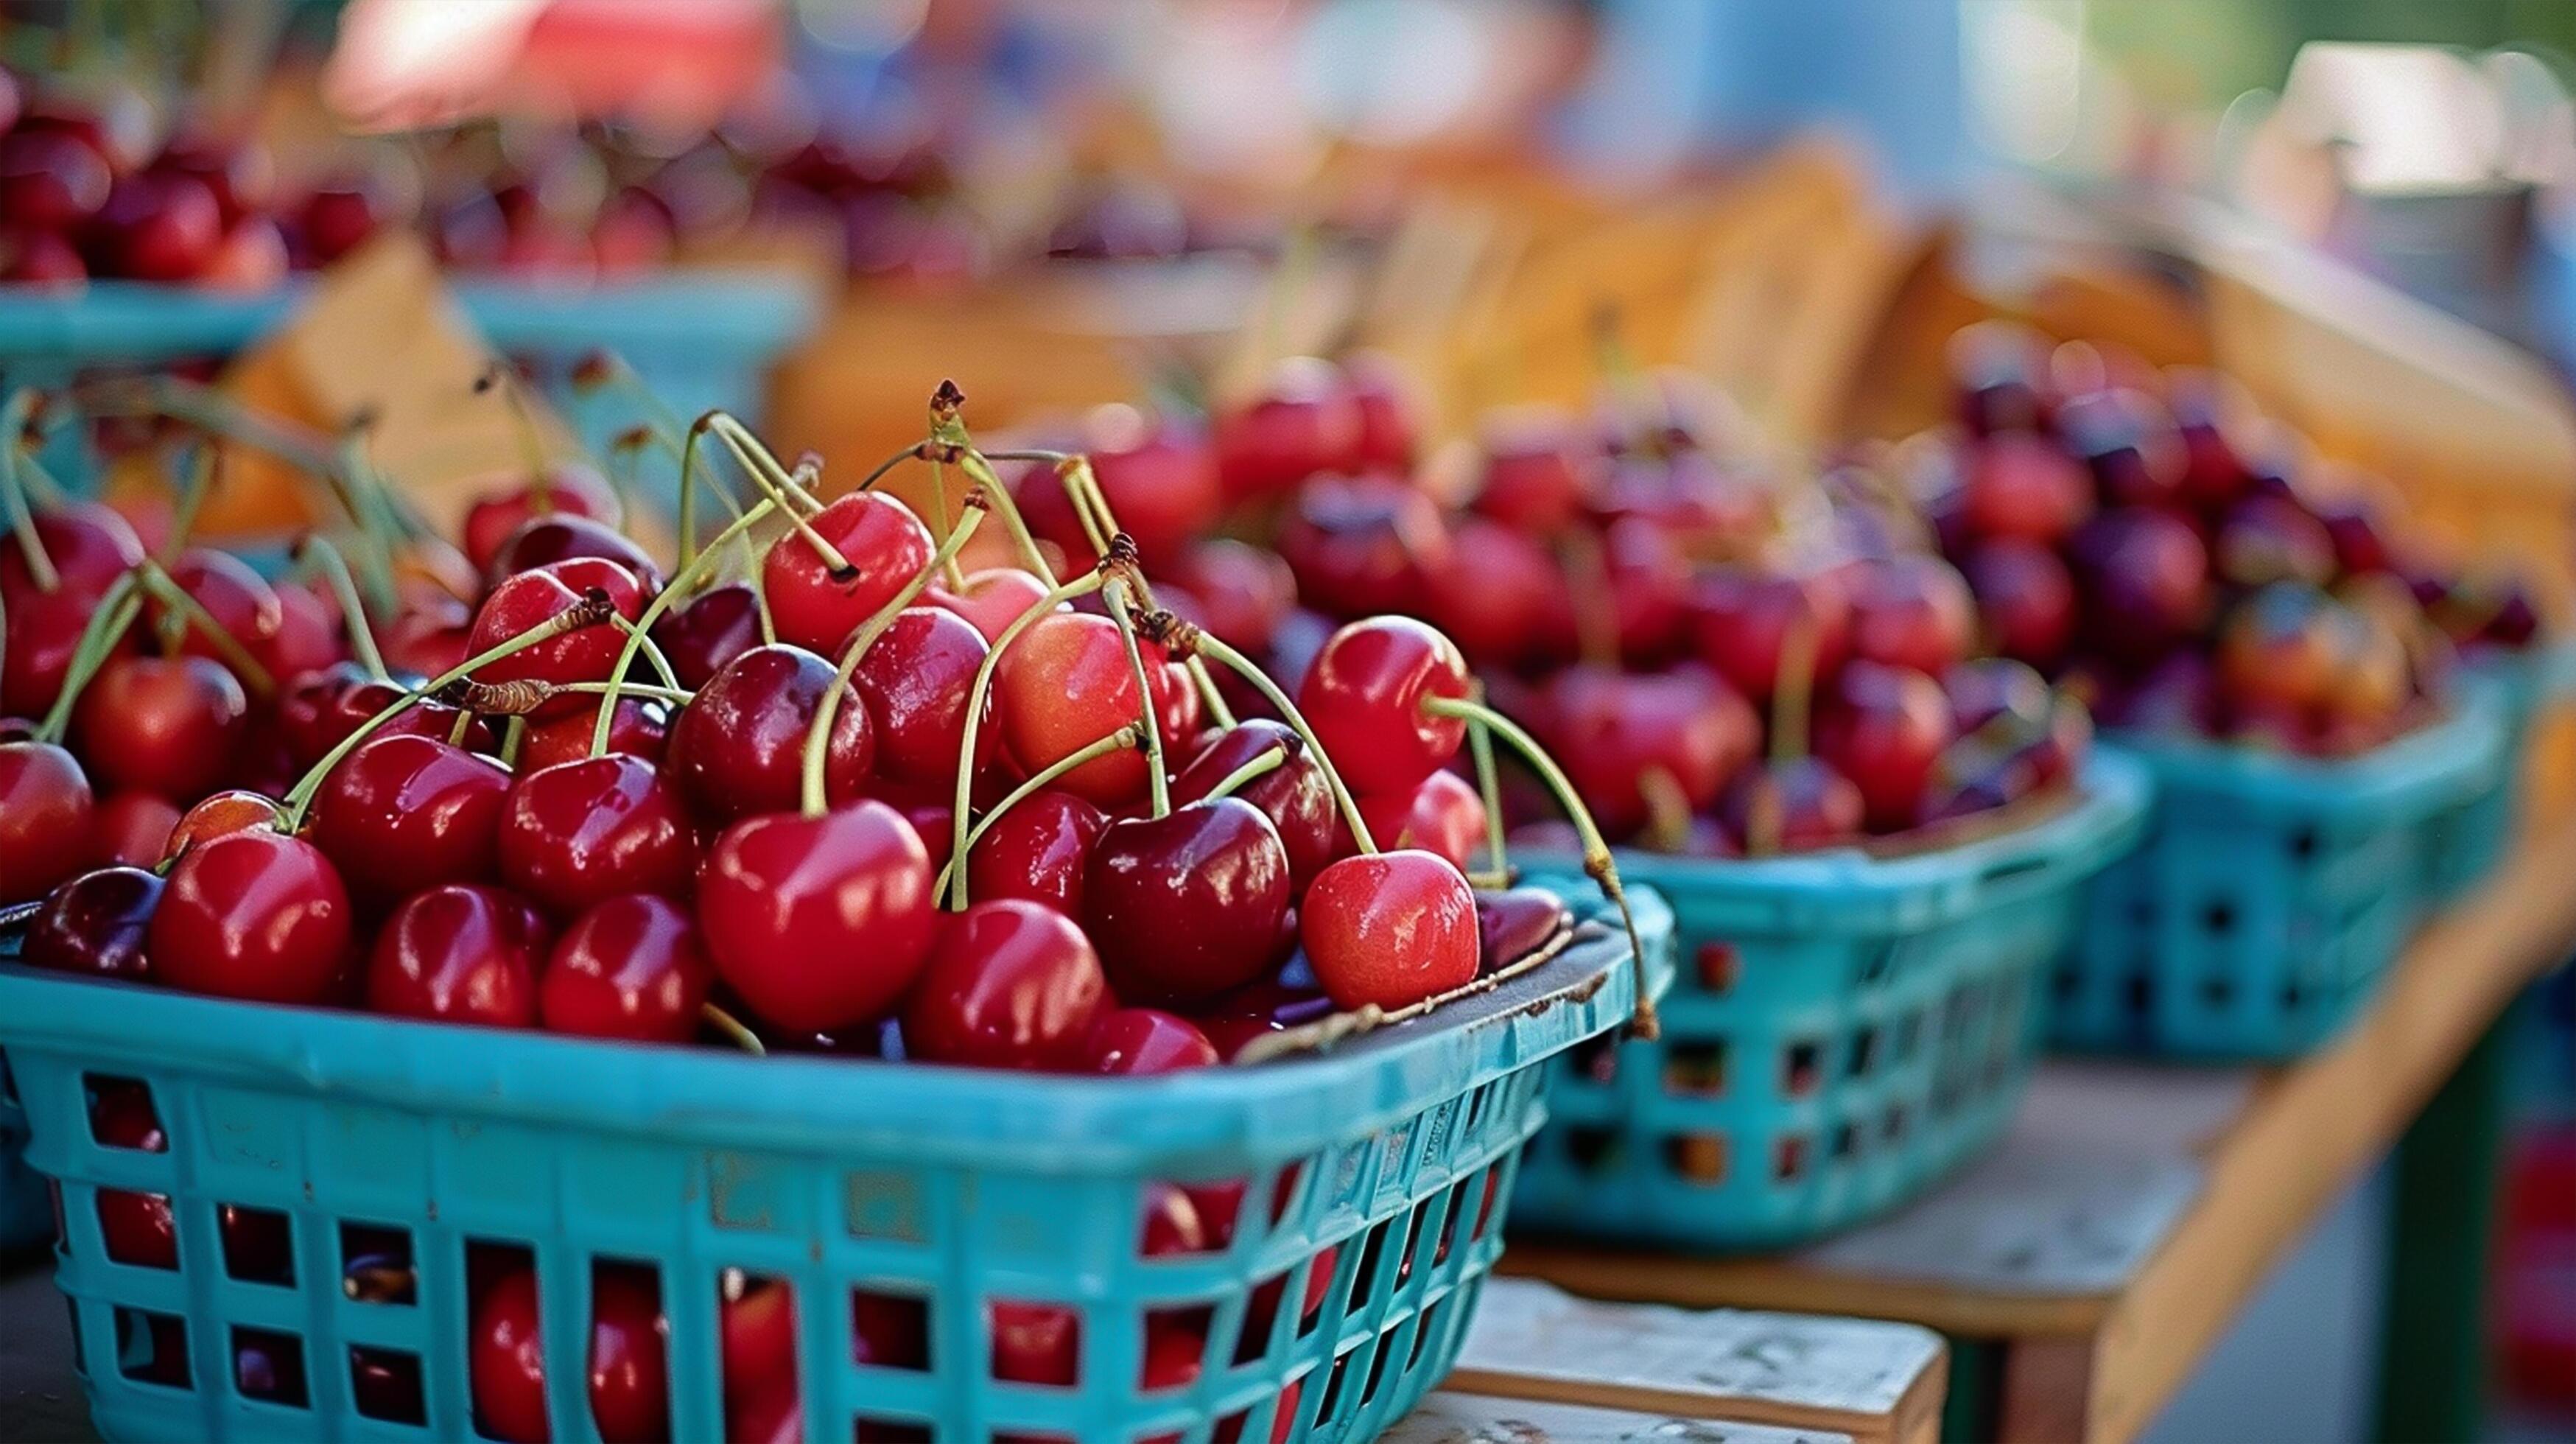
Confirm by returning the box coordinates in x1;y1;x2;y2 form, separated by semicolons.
1167;539;1296;653
720;1278;796;1407
519;697;667;771
541;894;712;1043
1717;757;1867;855
1296;617;1471;794
72;655;247;802
1960;538;2076;668
2055;387;2187;508
88;1084;177;1270
1602;517;1692;664
1813;661;1956;833
1085;799;1292;1003
1542;664;1757;838
760;492;935;655
1357;770;1487;872
367;884;549;1028
379;597;474;679
1187;981;1337;1061
1960;432;2093;544
991;1301;1078;1386
260;579;345;681
2106;652;2219;735
484;513;664;595
1427;517;1576;669
698;801;938;1032
902;899;1109;1070
498;754;698;916
1302;850;1478;1012
994;611;1177;806
91;791;180;868
965;789;1106;916
0;130;112;231
309;734;512;900
1951;321;2050;435
0;740;94;904
2213;494;2337;589
2166;368;2257;510
470;1264;672;1444
0;581;107;718
1086;1008;1220;1073
149;831;352;1003
1168;719;1345;889
1474;888;1573;973
1843;555;1976;677
0;225;85;284
22;866;161;980
280;665;491;768
0;500;142;598
1945;658;2054;737
1075;404;1221;564
849;606;992;791
1215;357;1364;499
2315;494;2399;578
148;548;281;669
461;464;620;572
83;170;222;281
649;582;763;689
1274;474;1450;618
1687;566;1850;703
667;645;874;823
2069;508;2212;665
466;558;647;720
297;169;412;267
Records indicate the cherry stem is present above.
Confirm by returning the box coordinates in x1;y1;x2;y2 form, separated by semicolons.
1103;579;1171;818
712;430;852;579
701;1000;767;1056
611;615;681;691
35;577;142;744
15;446;67;509
1422;693;1660;1040
937;722;1141;909
925;458;969;589
590;495;785;757
135;561;276;699
800;500;988;819
331;431;419;620
446;707;477;748
1559;527;1621;670
498;715;527;768
478;363;558;508
293;534;389;681
1200;744;1287;803
282;591;620;826
158;441;217;564
667;417;748;575
855;438;933;494
947;567;1112;903
0;392;60;593
1057;453;1237;728
448;679;693;716
1467;684;1509;883
1184;628;1378;853
700;412;825;517
1638;765;1693;854
925;393;1053;582
1771;608;1819;766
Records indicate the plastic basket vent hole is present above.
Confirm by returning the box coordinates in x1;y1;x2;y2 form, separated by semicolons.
1142;1182;1222;1258
1318;1350;1357;1428
1360;1327;1398;1407
1661;1135;1728;1186
0;1054;17;1105
85;1075;164;1152
463;1241;538;1441
1661;1041;1726;1098
221;1205;294;1286
1467;1166;1503;1245
350;1347;426;1426
341;1222;417;1305
990;1300;1078;1386
1432;1173;1475;1266
1566;1035;1621;1087
1563;1126;1621;1175
854;1416;930;1443
1857;946;1895;986
2052;967;2082;1001
1772;1136;1810;1185
1694;942;1740;995
113;1308;190;1389
1831;1121;1862;1164
1408;1297;1447;1374
2288;827;2320;861
854;1289;931;1372
719;1272;798;1412
95;1186;178;1270
2124;970;2155;1019
1780;1040;1824;1098
2201;899;2238;936
1349;1217;1400;1306
2198;975;2236;1011
1847;1026;1881;1079
232;1326;309;1409
1143;1307;1213;1398
1892;1012;1924;1063
63;1294;83;1375
1881;1105;1909;1145
2280;978;2311;1013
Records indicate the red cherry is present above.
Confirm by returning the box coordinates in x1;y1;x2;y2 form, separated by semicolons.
298;171;410;266
1166;540;1296;653
1717;757;1867;854
991;1301;1078;1384
153;132;274;228
1475;887;1573;972
1951;321;2049;435
0;501;141;597
367;884;549;1028
466;559;647;720
698;802;938;1032
498;755;697;916
1961;432;2094;543
667;645;874;823
149;831;352;1003
0;130;112;231
1542;665;1757;838
88;791;180;869
1076;404;1221;565
1473;410;1596;533
89;1084;176;1269
0;226;85;284
994;611;1175;805
82;170;222;280
849;606;993;791
2213;494;2337;590
161;790;286;864
1687;566;1850;703
379;600;474;679
2069;508;2212;665
1814;662;1956;833
72;655;248;801
1275;474;1450;618
309;734;512;900
154;549;283;669
23;866;161;980
541;894;712;1043
2056;388;2188;508
964;789;1105;916
278;665;489;768
1357;770;1487;871
649;582;762;689
1086;1008;1220;1073
203;214;289;290
484;513;664;595
1168;719;1346;889
1602;517;1693;664
759;493;934;655
1188;981;1336;1059
720;1280;796;1406
1215;357;1364;498
1960;539;2077;668
1;581;108;717
1428;518;1576;669
902;900;1109;1070
1343;352;1421;472
461;466;620;572
1843;555;1977;677
1302;850;1478;1011
0;740;95;903
261;579;345;681
929;567;1056;645
1084;799;1292;1003
519;698;667;771
469;1265;671;1444
1296;617;1471;794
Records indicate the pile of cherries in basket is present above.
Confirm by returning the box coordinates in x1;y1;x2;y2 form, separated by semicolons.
1009;354;2094;858
1923;322;2541;755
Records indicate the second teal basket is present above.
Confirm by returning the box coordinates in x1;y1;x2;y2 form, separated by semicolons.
2424;644;2572;903
1509;754;2151;1252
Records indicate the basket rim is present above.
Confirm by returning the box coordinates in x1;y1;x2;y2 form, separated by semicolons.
0;883;1669;1174
2101;679;2506;812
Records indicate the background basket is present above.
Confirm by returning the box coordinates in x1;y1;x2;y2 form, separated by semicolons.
2055;694;2507;1062
0;883;1669;1444
1509;753;2150;1252
2425;645;2576;904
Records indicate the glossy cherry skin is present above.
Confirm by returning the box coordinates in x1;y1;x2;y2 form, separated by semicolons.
368;884;550;1028
1302;851;1478;1012
73;655;248;801
466;558;647;720
1960;538;2077;668
1602;517;1694;665
541;894;713;1043
1344;351;1421;472
0;581;108;718
156;548;284;667
1843;555;1978;678
994;611;1176;806
929;567;1056;645
1687;566;1850;704
720;1278;797;1406
470;1265;671;1444
1086;1008;1221;1073
760;492;935;655
1960;431;2093;544
0;740;94;903
1472;410;1593;533
310;734;513;900
0;500;142;598
667;645;874;823
1215;356;1364;499
1946;658;2055;738
1168;719;1346;889
2069;508;2213;665
1296;617;1472;795
964;789;1106;916
649;582;763;689
379;597;474;679
1543;664;1758;838
519;698;668;771
23;866;161;980
460;463;620;572
483;513;664;595
83;170;222;281
698;801;938;1033
1950;320;2049;435
1718;757;1867;855
89;791;180;868
149;831;352;1003
1275;474;1450;618
849;606;993;791
902;899;1109;1070
1168;539;1297;653
0;129;111;232
1475;888;1573;973
499;755;698;916
161;790;286;864
1075;404;1222;564
1813;662;1957;833
1358;770;1487;872
1428;517;1576;670
1085;799;1293;1003
261;578;345;681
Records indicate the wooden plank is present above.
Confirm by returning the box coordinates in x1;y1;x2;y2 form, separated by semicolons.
1448;1278;1945;1444
1997;1337;2094;1444
1393;1394;1853;1444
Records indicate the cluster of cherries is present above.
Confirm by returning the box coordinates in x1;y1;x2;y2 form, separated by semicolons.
1005;352;2091;856
1922;322;2541;755
1;374;1638;1441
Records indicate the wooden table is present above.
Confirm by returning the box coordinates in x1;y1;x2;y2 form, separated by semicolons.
1506;817;2576;1444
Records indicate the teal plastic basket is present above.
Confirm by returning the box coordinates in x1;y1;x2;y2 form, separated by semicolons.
2424;645;2573;902
1509;754;2151;1252
2057;694;2508;1062
0;1084;44;1255
0;883;1667;1444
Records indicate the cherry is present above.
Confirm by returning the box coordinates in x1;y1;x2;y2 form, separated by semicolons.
1593;450;1763;547
0;740;94;903
1357;770;1487;871
1717;757;1866;854
296;169;410;266
720;1279;797;1406
1951;321;2051;435
760;492;934;655
261;579;344;681
1813;661;1956;833
1302;851;1478;1012
994;611;1176;806
0;500;141;597
520;697;667;771
2166;369;2256;510
466;559;647;720
309;733;513;900
1075;404;1221;564
991;1301;1078;1385
1086;1008;1221;1073
90;791;180;868
1959;538;2077;667
1274;474;1450;618
379;598;474;679
279;665;488;768
2316;495;2399;578
1542;664;1757;838
367;884;549;1028
1475;888;1573;972
161;790;285;863
1085;799;1292;1003
2213;494;2337;589
1215;357;1364;499
0;583;105;717
0;130;112;231
0;226;84;284
1427;517;1576;669
73;655;248;802
155;548;282;668
964;789;1105;916
205;213;289;290
82;170;223;281
2216;582;2347;718
22;866;161;981
1168;719;1345;889
929;567;1056;645
1344;351;1422;472
541;894;712;1043
149;830;352;1003
1843;555;1976;677
1945;658;2054;737
849;606;993;792
1471;411;1593;534
1187;978;1336;1059
461;465;620;572
649;583;763;690
499;755;698;916
2055;387;2187;508
667;645;874;822
1296;617;1471;794
484;513;664;595
1167;539;1296;653
2069;508;2212;665
902;900;1109;1070
470;1265;670;1444
698;801;937;1032
1959;431;2093;543
89;1084;177;1270
2107;652;2219;735
1688;566;1850;703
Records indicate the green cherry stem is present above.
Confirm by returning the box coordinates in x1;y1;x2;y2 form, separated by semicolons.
1198;744;1287;803
710;427;852;575
135;561;276;699
935;722;1143;908
701;1000;767;1056
157;441;217;564
927;457;969;590
1466;683;1509;885
1422;693;1660;1040
446;707;478;748
611;615;682;691
1059;452;1235;728
1103;578;1171;818
0;391;60;593
35;575;142;744
498;715;527;769
799;500;988;819
1179;625;1377;853
589;495;785;757
14;444;68;509
946;565;1112;908
293;534;390;681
